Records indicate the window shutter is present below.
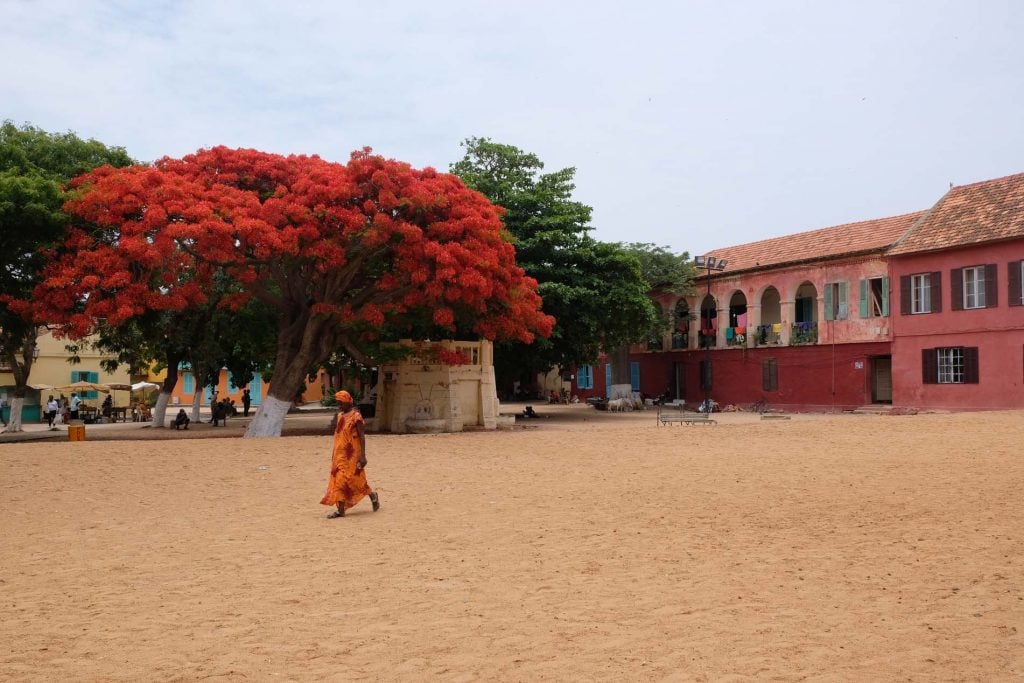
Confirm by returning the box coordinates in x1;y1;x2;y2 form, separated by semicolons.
985;264;998;308
838;282;849;319
964;347;980;383
770;359;778;391
762;360;770;390
951;268;963;310
859;279;869;317
629;362;640;391
1009;261;1023;307
900;275;911;315
880;277;889;316
183;372;194;395
824;285;834;321
931;272;942;312
921;348;937;384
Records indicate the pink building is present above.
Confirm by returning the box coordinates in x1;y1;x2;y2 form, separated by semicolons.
887;173;1024;410
581;171;1024;413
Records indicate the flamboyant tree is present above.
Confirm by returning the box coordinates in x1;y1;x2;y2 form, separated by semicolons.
38;146;552;436
0;121;133;431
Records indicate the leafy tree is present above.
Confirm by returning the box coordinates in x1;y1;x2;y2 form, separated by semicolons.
451;138;663;391
38;146;552;437
618;242;697;343
0;121;132;431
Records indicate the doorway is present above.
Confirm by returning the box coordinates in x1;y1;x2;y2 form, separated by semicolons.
871;356;892;404
670;362;685;401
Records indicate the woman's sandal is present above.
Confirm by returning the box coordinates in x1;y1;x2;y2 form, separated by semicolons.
327;509;344;519
370;492;380;512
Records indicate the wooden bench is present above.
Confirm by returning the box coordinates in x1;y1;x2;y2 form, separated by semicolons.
760;413;791;420
657;407;716;426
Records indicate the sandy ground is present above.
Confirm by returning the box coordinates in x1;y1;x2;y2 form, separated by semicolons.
2;406;1023;681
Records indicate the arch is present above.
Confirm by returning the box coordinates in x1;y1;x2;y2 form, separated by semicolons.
647;302;665;351
760;286;781;324
794;281;818;323
699;294;717;348
672;299;690;349
728;290;748;327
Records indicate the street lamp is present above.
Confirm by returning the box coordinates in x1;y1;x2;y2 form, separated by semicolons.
694;255;727;411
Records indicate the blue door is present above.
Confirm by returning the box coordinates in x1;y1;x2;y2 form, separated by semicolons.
605;364;613;398
250;373;263;406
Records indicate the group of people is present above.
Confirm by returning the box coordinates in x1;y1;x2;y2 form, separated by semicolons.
43;393;81;428
171;388;254;430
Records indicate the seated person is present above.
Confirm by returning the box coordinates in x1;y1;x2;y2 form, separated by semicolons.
101;395;113;418
172;409;190;430
211;400;227;427
522;405;539;418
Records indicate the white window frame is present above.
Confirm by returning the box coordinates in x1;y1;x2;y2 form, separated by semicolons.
937;347;965;384
963;266;986;309
911;273;931;314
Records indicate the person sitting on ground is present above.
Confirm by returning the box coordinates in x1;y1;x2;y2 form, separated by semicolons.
172;409;190;430
522;405;539;418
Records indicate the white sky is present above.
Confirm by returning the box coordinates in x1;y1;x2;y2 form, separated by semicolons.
3;0;1023;256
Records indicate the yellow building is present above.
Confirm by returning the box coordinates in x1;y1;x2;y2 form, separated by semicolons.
0;329;132;424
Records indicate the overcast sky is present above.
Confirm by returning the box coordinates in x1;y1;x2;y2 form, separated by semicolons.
4;0;1023;256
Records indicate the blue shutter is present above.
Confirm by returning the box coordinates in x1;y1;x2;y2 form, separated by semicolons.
577;365;593;390
87;371;99;399
838;282;849;320
183;372;194;395
604;364;612;398
881;277;890;316
859;279;869;318
228;371;238;391
824;285;834;321
250;372;263;405
630;362;640;391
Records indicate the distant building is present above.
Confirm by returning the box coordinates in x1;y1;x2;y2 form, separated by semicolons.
579;171;1024;413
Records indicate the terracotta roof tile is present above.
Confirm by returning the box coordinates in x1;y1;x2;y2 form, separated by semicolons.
701;211;925;274
887;172;1024;256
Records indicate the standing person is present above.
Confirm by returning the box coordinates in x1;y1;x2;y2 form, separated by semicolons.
242;388;251;417
69;393;81;421
321;390;379;518
45;395;58;428
0;396;7;427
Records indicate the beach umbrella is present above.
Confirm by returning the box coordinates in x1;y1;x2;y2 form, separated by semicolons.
56;380;110;393
106;383;132;391
131;381;161;391
29;383;55;391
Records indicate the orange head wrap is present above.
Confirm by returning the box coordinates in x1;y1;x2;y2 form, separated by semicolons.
335;390;353;404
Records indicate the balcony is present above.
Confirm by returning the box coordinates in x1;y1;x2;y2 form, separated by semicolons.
790;321;818;345
725;326;747;347
755;324;782;346
698;329;716;349
671;331;689;350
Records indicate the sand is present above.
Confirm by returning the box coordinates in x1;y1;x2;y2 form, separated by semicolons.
2;406;1023;681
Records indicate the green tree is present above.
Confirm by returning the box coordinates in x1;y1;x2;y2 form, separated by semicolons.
451;137;665;392
0;121;133;431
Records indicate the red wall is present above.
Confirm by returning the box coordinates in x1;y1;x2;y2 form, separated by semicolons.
890;241;1024;410
629;342;890;411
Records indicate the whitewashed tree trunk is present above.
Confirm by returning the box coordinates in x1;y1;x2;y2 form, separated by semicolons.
6;397;25;432
243;395;292;438
191;391;202;423
153;391;171;427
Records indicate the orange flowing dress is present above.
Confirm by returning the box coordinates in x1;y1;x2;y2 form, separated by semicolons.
320;409;372;510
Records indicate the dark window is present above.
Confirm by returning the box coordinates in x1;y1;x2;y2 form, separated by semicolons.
922;347;979;384
762;358;778;392
700;360;712;390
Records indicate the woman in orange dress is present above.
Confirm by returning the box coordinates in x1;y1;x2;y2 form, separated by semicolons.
321;390;380;518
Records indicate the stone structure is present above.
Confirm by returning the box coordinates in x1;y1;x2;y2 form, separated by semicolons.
372;340;501;434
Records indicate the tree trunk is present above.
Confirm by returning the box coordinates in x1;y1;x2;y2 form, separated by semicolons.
7;396;25;432
243;313;334;438
190;390;202;423
609;346;631;384
152;352;182;428
153;392;171;428
244;395;293;438
1;330;37;434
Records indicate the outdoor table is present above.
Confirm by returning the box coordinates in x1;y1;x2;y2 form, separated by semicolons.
111;406;129;423
80;407;99;423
